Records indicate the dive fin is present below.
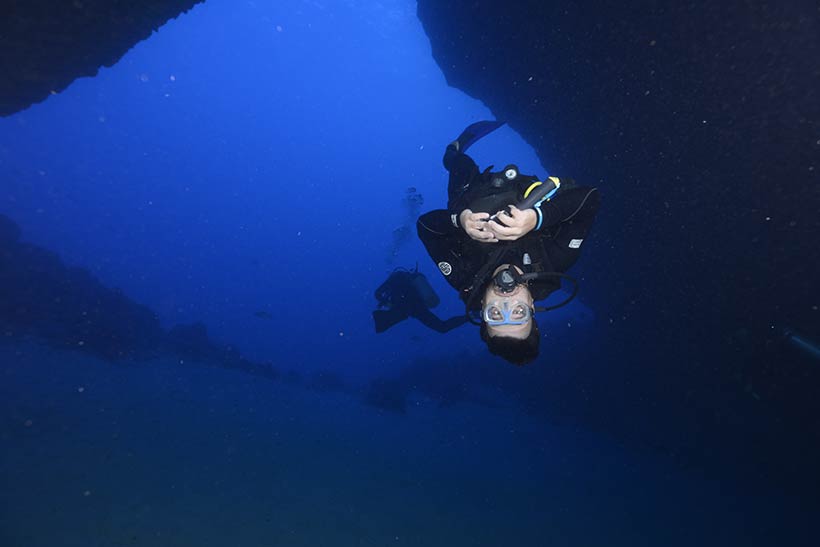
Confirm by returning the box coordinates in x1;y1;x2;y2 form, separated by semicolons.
455;120;505;153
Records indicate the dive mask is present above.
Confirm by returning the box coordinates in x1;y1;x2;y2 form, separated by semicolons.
483;300;534;326
482;267;533;326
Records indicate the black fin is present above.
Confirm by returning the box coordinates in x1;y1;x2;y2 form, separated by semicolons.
456;120;505;152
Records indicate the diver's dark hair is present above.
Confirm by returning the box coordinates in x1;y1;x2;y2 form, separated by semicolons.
479;317;540;365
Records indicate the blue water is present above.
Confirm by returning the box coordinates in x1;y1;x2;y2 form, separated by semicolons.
0;1;813;545
1;0;550;367
2;340;808;546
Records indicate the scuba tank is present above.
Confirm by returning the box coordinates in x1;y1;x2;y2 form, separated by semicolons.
411;272;440;309
376;265;440;310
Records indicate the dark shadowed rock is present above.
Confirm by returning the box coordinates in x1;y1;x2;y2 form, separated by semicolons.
309;370;349;393
1;0;205;116
0;214;277;379
165;322;216;362
364;378;408;414
0;214;21;245
0;214;164;359
416;0;820;499
164;321;280;380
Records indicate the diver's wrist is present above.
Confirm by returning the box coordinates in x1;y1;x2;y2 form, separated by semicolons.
458;209;471;229
534;206;543;230
518;207;538;233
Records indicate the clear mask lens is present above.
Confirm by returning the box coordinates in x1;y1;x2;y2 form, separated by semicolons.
483;300;532;326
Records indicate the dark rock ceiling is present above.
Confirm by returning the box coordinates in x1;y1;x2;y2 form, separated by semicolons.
416;0;820;498
2;0;819;499
0;0;204;116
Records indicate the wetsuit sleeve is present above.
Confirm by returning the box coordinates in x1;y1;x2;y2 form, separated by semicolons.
416;210;474;291
443;145;481;213
538;186;600;231
539;186;600;273
417;209;460;236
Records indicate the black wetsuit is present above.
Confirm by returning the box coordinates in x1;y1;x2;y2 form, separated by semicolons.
417;146;600;307
373;270;466;334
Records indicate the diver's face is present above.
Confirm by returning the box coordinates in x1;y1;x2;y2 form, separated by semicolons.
482;280;534;339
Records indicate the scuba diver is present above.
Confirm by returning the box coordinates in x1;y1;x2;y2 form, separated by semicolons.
386;187;425;264
416;120;601;365
373;266;467;334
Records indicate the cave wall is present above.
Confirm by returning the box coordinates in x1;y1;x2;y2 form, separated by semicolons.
0;0;204;116
1;0;818;497
417;0;820;496
416;1;818;335
415;1;819;386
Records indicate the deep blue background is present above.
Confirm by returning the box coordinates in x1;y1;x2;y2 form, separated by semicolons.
1;1;813;545
0;0;570;372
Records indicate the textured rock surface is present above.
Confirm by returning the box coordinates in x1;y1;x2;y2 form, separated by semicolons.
1;0;818;498
417;0;818;323
0;0;204;116
417;0;819;495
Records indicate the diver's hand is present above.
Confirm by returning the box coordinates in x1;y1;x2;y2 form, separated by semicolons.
459;209;498;243
487;205;537;241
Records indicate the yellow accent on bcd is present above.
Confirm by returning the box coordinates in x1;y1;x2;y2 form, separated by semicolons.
523;181;542;198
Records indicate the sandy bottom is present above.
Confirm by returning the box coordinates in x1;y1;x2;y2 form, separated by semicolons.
0;341;812;546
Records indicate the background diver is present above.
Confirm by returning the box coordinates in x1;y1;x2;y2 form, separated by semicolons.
386;187;425;264
416;120;601;365
373;266;467;334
